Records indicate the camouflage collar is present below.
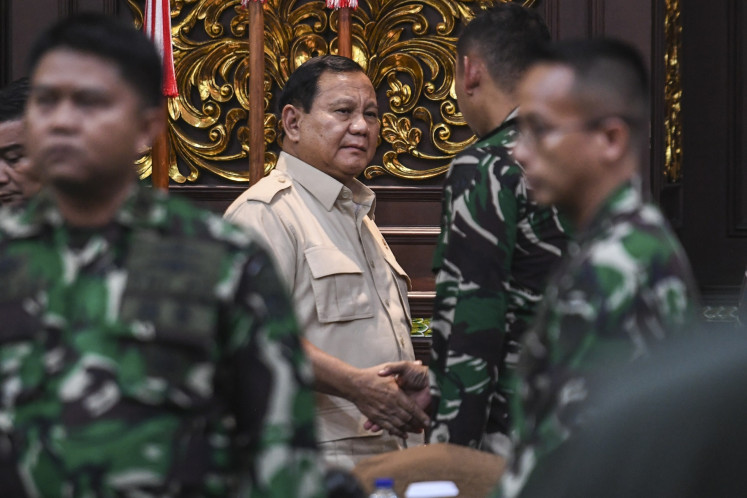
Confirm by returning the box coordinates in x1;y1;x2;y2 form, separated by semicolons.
474;109;520;149
579;180;642;243
1;183;166;238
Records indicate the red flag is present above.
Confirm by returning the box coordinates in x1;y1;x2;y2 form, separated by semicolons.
144;0;179;97
326;0;357;8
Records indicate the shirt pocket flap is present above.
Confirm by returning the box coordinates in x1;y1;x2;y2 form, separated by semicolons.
305;246;363;278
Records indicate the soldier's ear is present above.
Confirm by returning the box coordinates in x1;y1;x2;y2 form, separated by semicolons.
598;116;630;163
282;104;304;144
462;54;482;95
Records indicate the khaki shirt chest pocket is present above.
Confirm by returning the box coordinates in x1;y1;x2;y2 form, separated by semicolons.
305;246;373;323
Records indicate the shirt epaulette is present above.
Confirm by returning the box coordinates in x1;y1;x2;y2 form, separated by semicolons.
243;170;293;204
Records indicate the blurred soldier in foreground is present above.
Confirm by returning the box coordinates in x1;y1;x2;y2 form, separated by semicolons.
0;13;323;497
493;38;699;497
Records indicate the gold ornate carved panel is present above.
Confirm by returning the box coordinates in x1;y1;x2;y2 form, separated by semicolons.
126;0;537;185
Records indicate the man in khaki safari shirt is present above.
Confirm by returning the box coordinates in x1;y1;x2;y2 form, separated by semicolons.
225;55;429;470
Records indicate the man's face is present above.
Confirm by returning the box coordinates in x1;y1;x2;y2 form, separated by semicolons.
514;63;603;211
0;119;33;206
283;71;379;184
25;48;157;195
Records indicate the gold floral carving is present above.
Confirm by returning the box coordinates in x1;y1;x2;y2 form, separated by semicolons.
663;0;683;183
127;0;537;183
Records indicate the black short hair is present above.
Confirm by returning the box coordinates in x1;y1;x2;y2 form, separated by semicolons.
457;3;550;94
0;77;30;122
27;13;162;108
531;38;650;145
279;55;365;113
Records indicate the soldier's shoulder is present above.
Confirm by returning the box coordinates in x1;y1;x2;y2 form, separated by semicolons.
153;191;255;250
0;203;45;241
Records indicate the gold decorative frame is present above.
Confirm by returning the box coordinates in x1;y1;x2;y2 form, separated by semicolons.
663;0;682;182
127;0;537;183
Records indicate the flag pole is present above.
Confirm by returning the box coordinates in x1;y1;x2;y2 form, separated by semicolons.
151;108;171;190
338;8;352;58
243;0;266;186
144;0;178;191
327;0;356;59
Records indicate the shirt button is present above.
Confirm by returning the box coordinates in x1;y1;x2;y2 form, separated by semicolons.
278;177;286;183
385;299;390;306
399;337;405;347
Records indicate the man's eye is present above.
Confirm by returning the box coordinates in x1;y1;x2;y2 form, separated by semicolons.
365;111;378;119
5;154;24;166
77;96;107;109
336;108;351;114
33;94;55;107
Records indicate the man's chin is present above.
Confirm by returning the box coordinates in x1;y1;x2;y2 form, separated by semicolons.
49;175;113;199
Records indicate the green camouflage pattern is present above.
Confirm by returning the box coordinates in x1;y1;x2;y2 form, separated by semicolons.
0;186;324;497
495;181;700;498
428;118;568;453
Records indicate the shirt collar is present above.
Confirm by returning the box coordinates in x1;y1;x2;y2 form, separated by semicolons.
475;107;520;147
277;151;376;214
3;183;160;237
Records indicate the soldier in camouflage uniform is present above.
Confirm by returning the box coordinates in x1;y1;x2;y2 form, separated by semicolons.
493;39;700;497
427;4;567;456
0;14;323;497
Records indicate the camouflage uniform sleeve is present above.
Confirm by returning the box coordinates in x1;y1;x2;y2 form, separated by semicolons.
224;241;324;498
429;148;521;447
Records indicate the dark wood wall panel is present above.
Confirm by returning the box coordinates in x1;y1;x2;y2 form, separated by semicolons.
541;0;654;186
371;187;440;316
546;0;591;39
679;0;747;299
1;0;9;85
6;0;126;81
8;0;58;80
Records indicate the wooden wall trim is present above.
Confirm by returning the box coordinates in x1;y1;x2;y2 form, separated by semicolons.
543;0;561;39
652;0;685;227
589;0;606;36
0;0;9;85
103;0;118;14
727;0;747;236
370;185;442;203
59;0;74;16
650;0;666;204
408;291;436;318
379;227;440;241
